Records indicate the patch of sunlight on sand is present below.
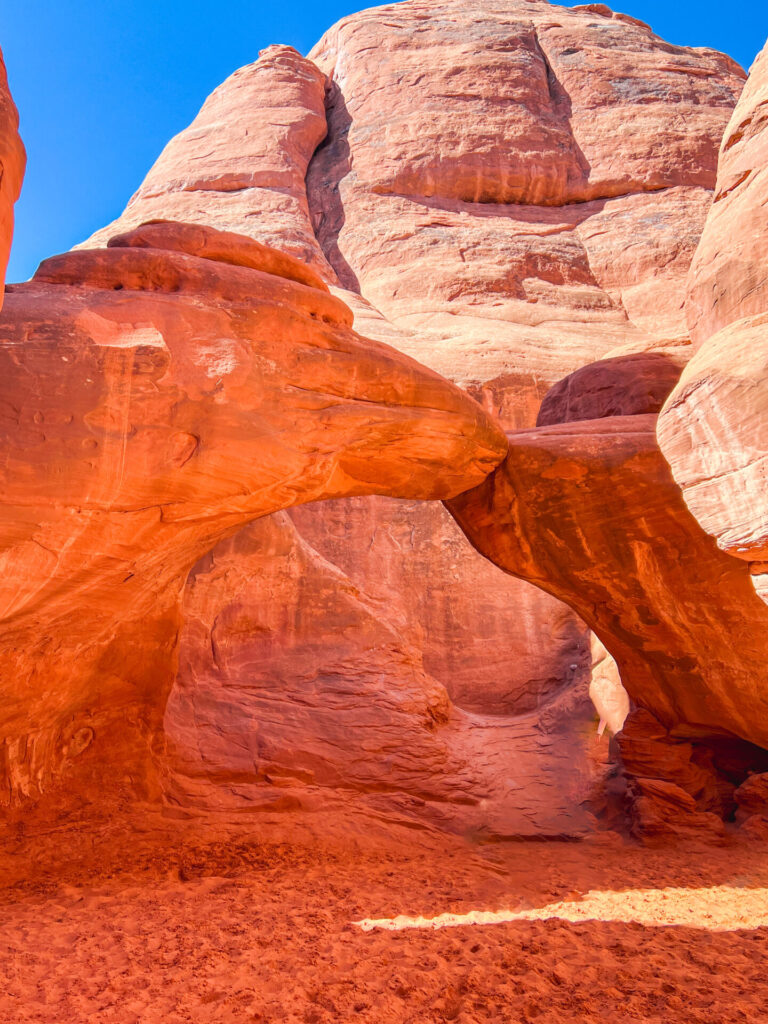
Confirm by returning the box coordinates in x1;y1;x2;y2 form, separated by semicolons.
354;885;768;933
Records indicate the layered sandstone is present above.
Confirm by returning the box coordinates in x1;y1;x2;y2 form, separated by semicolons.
683;41;768;346
447;415;768;830
537;352;686;426
88;1;746;378
0;221;505;802
164;510;604;837
84;46;330;271
448;415;768;748
658;42;768;571
2;0;762;844
0;46;25;306
70;0;749;832
78;5;746;411
306;0;744;385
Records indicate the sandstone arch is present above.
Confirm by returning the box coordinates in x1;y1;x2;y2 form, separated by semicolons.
0;220;506;802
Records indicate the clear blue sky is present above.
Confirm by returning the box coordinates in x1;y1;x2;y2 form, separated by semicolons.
3;0;767;282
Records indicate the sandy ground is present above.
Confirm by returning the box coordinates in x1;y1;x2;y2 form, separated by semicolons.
1;806;767;1023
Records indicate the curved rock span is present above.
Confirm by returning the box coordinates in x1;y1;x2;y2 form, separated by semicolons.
447;414;768;832
0;220;505;802
68;0;751;834
2;2;767;844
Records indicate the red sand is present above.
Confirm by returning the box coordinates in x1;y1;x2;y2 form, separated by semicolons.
1;806;767;1023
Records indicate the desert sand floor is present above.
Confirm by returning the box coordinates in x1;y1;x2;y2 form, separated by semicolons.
1;807;767;1024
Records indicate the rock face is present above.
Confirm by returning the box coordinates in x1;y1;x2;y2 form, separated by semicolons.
78;8;746;407
658;42;768;572
0;46;25;306
306;0;743;384
537;353;685;427
287;497;589;718
68;0;748;831
683;41;768;347
163;510;605;837
734;772;768;836
0;220;505;802
447;414;768;832
85;5;747;379
84;46;330;272
5;1;765;840
448;416;768;749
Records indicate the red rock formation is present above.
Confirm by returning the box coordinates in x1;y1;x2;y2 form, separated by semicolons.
0;221;505;802
164;510;604;837
312;2;733;207
307;0;744;383
71;1;748;834
734;772;768;836
85;46;330;272
66;0;755;836
77;6;745;408
288;497;589;717
447;415;768;831
658;41;768;576
5;1;760;843
109;219;329;291
537;353;686;426
0;46;25;306
684;41;768;347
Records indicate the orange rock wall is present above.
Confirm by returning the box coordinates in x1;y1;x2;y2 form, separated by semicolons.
164;511;605;838
658;41;768;573
449;416;768;750
71;0;749;827
0;223;504;803
447;413;768;834
2;4;760;836
0;46;24;306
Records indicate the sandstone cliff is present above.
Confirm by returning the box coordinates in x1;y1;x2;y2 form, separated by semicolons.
658;42;768;593
68;0;749;834
3;4;766;839
0;49;24;307
0;220;504;803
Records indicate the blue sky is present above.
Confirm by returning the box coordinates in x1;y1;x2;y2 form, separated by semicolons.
3;0;767;282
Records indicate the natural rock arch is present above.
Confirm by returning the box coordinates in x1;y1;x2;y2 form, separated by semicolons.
0;221;506;803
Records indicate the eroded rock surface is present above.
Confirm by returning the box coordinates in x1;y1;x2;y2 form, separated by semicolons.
84;46;330;272
5;2;762;841
447;416;768;830
537;353;685;426
0;221;505;802
163;511;605;837
684;41;768;347
68;0;750;834
658;41;768;568
81;1;747;396
0;46;25;306
306;0;743;385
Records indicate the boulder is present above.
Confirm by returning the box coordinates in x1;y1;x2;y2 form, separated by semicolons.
734;772;768;818
537;353;685;426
